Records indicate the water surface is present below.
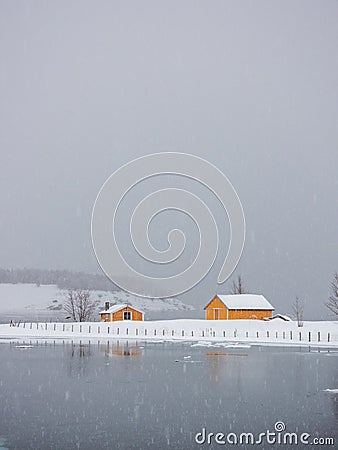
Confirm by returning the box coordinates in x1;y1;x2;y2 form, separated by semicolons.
0;340;337;449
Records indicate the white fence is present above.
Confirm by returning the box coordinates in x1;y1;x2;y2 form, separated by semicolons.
7;321;338;346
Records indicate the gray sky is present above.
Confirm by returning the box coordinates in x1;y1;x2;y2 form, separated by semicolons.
0;1;337;318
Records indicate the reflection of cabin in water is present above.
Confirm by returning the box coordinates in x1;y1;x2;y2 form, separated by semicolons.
101;342;142;357
204;294;274;320
99;302;144;322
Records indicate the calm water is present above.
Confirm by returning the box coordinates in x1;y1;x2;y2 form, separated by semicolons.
0;340;337;450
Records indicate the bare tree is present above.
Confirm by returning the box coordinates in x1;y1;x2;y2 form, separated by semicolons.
325;273;338;317
292;297;304;327
63;289;99;322
63;290;77;321
76;290;100;322
231;275;245;294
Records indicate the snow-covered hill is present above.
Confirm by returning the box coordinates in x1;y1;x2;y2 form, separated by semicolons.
104;291;194;312
0;283;194;322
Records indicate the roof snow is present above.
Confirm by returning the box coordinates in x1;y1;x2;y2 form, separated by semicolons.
215;294;274;311
267;314;291;321
99;304;144;314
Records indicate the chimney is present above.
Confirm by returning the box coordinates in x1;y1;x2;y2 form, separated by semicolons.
105;301;110;311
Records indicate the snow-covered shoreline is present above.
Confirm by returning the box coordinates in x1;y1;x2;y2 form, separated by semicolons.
1;319;338;348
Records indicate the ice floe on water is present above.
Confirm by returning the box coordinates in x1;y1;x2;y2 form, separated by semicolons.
174;359;203;363
0;436;8;450
190;341;251;349
15;345;34;349
323;388;338;393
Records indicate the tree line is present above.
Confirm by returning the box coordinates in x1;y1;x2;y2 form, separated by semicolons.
0;268;118;292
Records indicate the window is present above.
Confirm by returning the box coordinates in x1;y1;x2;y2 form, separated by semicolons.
123;311;131;320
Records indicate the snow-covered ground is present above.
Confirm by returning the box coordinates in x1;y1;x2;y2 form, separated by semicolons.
1;318;337;348
0;283;194;323
1;283;337;348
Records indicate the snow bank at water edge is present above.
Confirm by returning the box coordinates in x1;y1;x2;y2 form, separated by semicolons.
0;319;338;348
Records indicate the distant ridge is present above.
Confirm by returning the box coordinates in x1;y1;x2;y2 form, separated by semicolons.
0;268;118;292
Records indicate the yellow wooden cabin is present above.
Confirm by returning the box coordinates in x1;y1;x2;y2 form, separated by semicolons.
100;303;144;322
204;294;274;320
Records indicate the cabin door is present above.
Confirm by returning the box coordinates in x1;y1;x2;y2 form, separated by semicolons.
214;309;220;320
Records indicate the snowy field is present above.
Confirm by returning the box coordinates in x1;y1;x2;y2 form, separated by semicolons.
1;283;337;348
0;283;194;323
1;318;338;348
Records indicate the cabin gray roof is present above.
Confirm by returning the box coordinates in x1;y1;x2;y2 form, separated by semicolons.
206;294;274;311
